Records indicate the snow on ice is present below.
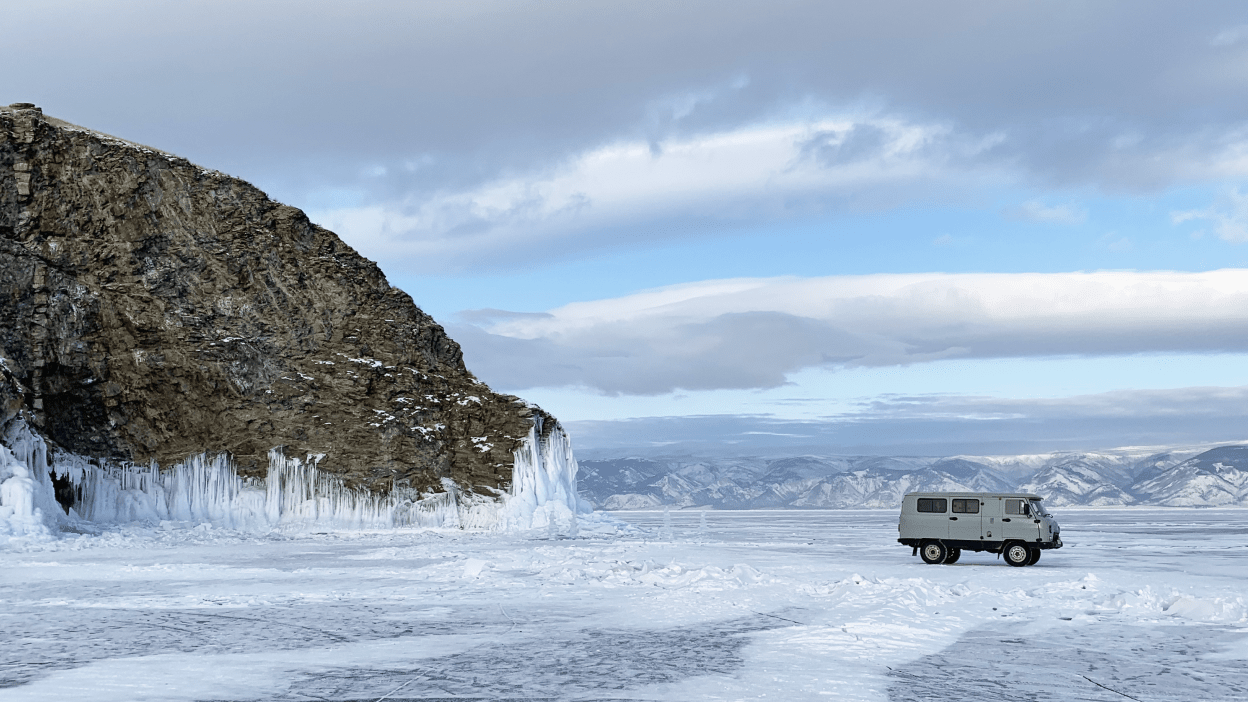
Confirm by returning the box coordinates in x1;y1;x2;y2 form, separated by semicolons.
5;415;1248;700
3;508;1247;700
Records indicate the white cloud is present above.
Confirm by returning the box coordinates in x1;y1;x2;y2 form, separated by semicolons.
16;1;1248;246
1171;187;1248;242
308;114;1004;271
566;384;1248;455
456;269;1248;395
307;107;1248;273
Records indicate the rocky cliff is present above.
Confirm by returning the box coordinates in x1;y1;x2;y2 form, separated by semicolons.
0;102;575;531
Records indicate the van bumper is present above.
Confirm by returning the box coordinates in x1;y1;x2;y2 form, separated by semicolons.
1038;536;1063;550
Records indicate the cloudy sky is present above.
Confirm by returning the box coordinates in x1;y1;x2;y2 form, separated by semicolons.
9;1;1248;455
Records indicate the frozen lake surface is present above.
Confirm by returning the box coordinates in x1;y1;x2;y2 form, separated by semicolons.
3;508;1246;701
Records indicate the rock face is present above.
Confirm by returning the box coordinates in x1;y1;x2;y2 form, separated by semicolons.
0;103;551;501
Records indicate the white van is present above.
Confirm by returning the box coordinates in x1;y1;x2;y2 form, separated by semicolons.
898;492;1062;566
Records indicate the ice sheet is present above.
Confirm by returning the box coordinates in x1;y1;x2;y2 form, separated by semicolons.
2;508;1246;701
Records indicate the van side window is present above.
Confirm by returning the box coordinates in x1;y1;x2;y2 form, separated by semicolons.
917;498;947;513
1005;499;1024;515
952;499;979;514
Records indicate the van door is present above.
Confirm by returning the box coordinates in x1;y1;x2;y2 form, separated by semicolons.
912;496;949;540
948;497;982;544
981;498;1002;542
1002;498;1040;542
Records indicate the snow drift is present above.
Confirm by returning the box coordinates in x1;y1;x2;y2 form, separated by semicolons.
0;418;591;540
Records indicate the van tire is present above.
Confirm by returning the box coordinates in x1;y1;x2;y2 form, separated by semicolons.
943;547;961;564
1004;542;1030;567
1026;546;1041;566
920;541;947;564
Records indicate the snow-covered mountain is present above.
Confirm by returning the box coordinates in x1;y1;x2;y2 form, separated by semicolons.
1133;446;1248;506
578;444;1248;510
1130;449;1209;485
579;454;1014;510
1015;454;1137;507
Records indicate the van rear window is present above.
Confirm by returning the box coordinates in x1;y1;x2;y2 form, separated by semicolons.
916;498;947;513
952;499;979;514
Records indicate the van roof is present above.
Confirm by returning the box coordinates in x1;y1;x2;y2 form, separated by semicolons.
904;492;1043;500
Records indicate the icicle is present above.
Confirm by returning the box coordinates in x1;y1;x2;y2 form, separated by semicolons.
497;416;588;532
4;412;596;535
61;448;520;532
0;419;65;539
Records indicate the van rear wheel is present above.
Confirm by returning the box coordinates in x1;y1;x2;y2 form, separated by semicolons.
943;547;961;564
1004;542;1030;567
1026;546;1041;566
920;541;947;564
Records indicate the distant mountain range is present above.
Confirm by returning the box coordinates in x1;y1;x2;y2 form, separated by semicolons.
577;445;1248;509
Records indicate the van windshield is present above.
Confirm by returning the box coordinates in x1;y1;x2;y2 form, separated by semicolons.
1029;500;1048;516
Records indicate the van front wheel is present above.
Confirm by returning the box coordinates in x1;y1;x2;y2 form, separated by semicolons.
920;541;947;564
1004;542;1030;567
943;547;961;564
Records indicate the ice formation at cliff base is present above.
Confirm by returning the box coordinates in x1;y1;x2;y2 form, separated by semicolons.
0;418;594;541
